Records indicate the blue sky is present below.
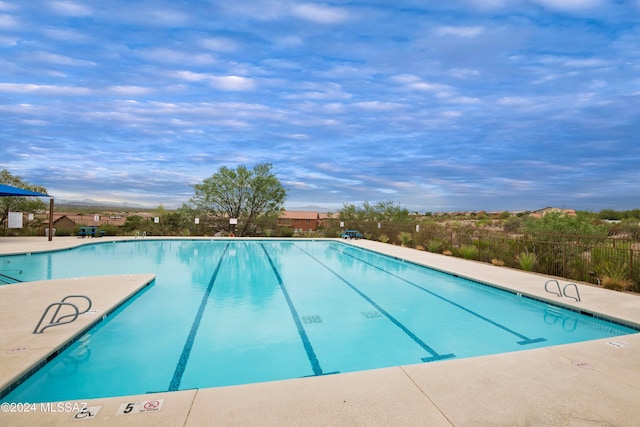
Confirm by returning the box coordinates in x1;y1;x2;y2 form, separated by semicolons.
1;0;639;212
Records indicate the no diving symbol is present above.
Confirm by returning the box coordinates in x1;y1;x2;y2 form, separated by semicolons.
143;400;160;411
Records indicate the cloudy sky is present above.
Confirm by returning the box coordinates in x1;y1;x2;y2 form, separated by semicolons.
1;0;639;212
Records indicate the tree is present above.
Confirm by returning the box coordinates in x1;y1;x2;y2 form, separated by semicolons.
338;200;410;237
187;163;287;236
0;169;48;229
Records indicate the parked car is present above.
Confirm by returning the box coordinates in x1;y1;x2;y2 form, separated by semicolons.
341;229;363;239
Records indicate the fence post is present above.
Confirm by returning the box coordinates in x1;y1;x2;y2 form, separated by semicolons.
631;247;636;290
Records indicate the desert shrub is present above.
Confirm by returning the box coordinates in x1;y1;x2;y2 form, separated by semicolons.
379;234;390;243
323;228;339;238
427;239;444;253
503;216;523;233
99;224;119;236
457;244;478;260
593;246;632;291
280;227;294;237
516;252;537;271
398;232;412;247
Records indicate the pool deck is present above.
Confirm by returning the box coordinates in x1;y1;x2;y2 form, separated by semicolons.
1;236;639;426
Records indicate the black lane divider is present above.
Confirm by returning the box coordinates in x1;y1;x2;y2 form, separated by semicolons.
260;244;327;376
334;246;546;346
168;243;230;391
294;244;455;363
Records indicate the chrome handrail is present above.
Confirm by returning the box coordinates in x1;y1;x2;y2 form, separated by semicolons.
33;295;93;334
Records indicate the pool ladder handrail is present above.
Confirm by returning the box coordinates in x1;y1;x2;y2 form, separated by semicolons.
544;279;581;302
33;295;93;334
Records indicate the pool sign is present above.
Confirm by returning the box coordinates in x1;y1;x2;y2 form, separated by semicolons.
116;399;164;416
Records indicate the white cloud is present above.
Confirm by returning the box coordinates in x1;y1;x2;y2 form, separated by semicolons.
0;1;17;11
450;68;480;78
410;81;450;91
435;26;485;38
562;58;609;67
149;10;189;25
108;86;154;96
0;35;17;46
291;3;350;24
392;75;450;92
50;1;92;16
391;74;421;84
199;37;238;52
530;0;605;11
42;28;91;42
0;13;17;28
447;96;481;104
31;51;96;66
137;48;217;65
354;101;403;111
0;83;91;95
285;90;351;100
171;70;208;82
209;76;256;91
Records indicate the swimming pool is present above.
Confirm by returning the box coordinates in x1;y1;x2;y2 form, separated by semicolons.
1;239;636;403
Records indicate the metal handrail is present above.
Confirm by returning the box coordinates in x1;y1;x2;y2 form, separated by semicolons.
563;283;581;302
544;280;581;302
55;295;92;322
544;279;562;297
33;295;93;334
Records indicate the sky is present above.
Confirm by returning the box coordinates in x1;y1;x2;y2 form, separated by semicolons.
1;0;640;213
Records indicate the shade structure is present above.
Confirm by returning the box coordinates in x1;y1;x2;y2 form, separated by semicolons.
0;183;53;241
0;183;49;197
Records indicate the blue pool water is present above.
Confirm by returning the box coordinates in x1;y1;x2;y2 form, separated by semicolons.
1;239;636;403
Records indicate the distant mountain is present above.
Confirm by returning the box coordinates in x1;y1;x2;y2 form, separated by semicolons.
56;199;153;210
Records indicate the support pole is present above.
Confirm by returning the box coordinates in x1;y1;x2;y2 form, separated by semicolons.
48;198;54;241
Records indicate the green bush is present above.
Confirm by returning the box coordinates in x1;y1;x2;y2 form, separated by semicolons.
398;232;412;247
427;239;444;253
323;228;339;238
279;227;294;237
592;246;632;291
516;252;537;271
99;224;119;236
457;244;478;260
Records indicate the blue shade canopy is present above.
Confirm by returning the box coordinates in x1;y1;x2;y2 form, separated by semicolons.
0;183;49;197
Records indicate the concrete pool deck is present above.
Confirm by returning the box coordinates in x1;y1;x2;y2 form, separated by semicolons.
1;236;639;426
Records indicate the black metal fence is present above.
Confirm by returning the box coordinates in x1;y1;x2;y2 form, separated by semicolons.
323;219;640;292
